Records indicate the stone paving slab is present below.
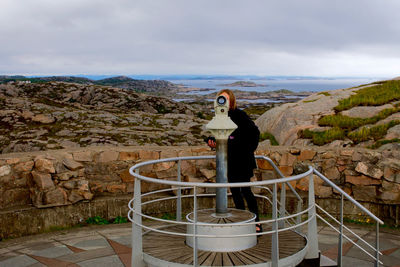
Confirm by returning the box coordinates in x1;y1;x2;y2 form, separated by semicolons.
0;223;399;266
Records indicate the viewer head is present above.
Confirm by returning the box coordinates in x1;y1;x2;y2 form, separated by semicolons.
217;89;237;111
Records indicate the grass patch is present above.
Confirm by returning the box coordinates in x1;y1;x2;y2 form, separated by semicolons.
259;132;279;145
85;216;128;225
318;92;331;96
368;138;400;149
318;107;400;130
335;80;400;112
303;98;319;103
300;128;345;146
348;120;400;144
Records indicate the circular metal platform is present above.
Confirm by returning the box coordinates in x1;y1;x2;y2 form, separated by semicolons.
142;224;307;266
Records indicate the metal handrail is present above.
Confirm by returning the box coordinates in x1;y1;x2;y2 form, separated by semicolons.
129;155;383;267
316;203;382;254
313;169;382;266
313;169;384;225
129;156;313;188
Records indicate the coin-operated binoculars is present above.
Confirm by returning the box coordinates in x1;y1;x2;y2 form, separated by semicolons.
206;95;237;215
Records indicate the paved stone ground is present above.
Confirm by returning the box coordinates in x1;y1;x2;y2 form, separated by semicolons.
0;223;399;266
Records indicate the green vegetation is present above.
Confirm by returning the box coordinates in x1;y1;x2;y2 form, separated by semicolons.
368;138;400;149
155;104;171;114
85;216;129;225
300;80;400;147
86;216;109;225
348;120;400;144
303;98;319;103
243;104;273;117
318;92;331;96
300;128;345;146
259;132;279;145
335;80;400;112
318;107;400;130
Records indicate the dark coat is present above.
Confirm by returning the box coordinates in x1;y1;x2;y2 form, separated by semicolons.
227;108;260;182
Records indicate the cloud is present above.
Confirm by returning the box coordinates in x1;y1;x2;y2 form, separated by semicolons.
0;0;399;76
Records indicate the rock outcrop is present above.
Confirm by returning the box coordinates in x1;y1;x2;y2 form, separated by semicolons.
255;78;400;148
0;81;209;153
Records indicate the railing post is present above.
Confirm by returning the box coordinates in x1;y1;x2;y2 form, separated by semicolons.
176;160;182;222
375;223;379;267
193;186;198;267
306;172;319;259
131;170;145;267
271;183;279;267
296;200;302;233
279;182;286;229
338;194;343;266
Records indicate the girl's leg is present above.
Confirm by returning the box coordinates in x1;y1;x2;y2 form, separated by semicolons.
241;187;259;222
230;187;245;210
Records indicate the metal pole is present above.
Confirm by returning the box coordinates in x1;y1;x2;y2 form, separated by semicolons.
279;183;286;229
177;160;182;222
338;194;343;267
375;223;379;267
305;172;319;259
216;139;228;215
193;186;198;267
131;170;145;267
271;183;279;267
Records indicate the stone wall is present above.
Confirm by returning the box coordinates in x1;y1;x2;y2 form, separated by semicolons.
1;145;399;238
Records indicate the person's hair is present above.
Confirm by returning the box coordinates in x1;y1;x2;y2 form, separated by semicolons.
217;89;237;110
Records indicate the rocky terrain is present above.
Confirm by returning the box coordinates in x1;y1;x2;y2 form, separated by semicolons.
0;81;210;153
0;75;180;95
256;77;400;149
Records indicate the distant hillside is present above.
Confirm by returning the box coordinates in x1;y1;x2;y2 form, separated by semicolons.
0;81;207;153
256;78;400;149
0;75;179;95
94;76;178;93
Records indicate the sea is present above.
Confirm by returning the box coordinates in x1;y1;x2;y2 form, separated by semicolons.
166;77;381;95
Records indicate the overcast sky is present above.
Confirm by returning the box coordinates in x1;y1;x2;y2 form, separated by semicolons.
0;0;399;77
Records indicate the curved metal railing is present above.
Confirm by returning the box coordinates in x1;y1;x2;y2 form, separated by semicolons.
128;155;383;267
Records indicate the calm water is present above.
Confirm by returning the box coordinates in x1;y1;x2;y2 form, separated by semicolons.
170;77;380;95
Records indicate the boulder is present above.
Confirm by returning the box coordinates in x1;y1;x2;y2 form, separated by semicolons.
31;171;54;190
200;168;216;179
297;150;316;161
44;188;67;205
35;158;55;173
62;158;84;171
13;161;34;172
345;175;381;186
385;124;400;140
32;114;55;124
355;162;383;179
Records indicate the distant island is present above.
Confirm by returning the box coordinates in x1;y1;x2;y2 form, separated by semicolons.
218;81;267;87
